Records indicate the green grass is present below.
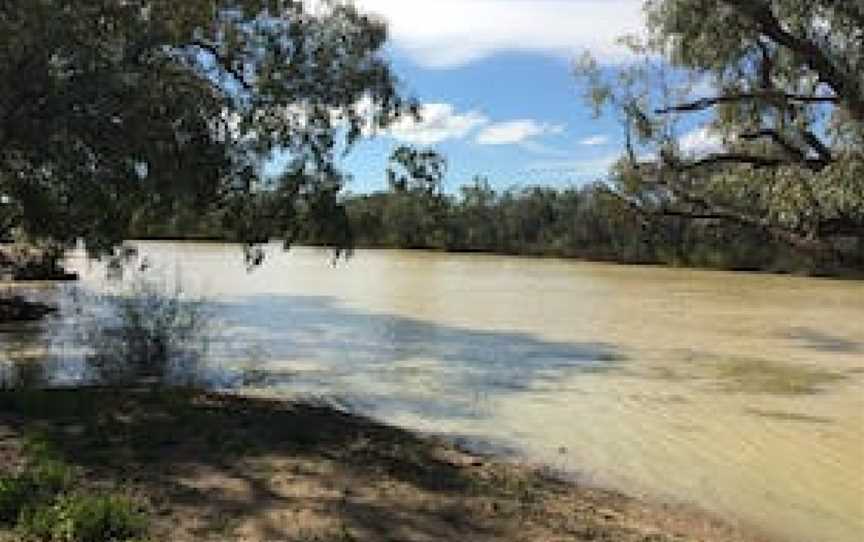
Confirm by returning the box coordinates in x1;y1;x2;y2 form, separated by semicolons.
0;435;147;542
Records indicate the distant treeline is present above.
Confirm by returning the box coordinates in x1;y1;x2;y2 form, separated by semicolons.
129;178;863;275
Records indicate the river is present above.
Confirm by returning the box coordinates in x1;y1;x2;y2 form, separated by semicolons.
4;241;864;541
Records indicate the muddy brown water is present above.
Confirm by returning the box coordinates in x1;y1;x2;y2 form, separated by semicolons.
4;242;863;542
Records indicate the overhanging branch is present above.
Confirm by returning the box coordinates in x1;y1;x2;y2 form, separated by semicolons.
655;91;839;115
738;129;807;161
720;0;864;123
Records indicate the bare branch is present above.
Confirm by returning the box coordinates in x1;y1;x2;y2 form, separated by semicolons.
676;152;784;169
664;151;828;172
655;92;839;115
801;130;833;163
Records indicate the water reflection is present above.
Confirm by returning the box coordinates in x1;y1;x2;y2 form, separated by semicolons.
214;294;622;389
199;294;623;427
783;326;864;354
0;321;53;388
3;290;625;429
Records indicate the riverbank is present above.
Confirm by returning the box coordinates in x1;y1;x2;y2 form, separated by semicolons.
125;238;864;279
0;388;768;542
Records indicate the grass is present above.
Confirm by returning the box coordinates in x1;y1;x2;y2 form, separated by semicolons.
0;434;147;542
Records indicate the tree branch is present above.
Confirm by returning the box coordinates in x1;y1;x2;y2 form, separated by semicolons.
602;182;831;253
655;91;839;115
665;151;828;172
738;129;807;161
800;130;833;163
721;0;864;122
676;152;784;170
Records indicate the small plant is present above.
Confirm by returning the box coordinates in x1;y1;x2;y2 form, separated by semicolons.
20;494;146;542
74;276;211;387
0;475;37;524
0;439;72;526
0;435;147;542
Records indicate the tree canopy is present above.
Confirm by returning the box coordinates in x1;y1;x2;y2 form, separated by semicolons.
578;0;864;260
0;0;414;254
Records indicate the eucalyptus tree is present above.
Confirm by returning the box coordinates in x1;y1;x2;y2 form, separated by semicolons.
578;0;864;261
381;146;449;248
0;0;415;255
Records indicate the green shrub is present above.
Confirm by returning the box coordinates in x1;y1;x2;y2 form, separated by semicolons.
0;436;146;541
0;475;35;524
20;494;145;542
0;463;71;527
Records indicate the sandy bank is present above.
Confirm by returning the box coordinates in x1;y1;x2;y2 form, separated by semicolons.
0;389;769;541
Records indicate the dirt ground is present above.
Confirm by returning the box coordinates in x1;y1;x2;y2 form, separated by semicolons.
0;389;771;541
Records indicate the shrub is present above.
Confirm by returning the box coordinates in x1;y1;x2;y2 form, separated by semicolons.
20;494;145;542
0;475;35;524
74;277;210;387
0;436;146;542
0;457;71;526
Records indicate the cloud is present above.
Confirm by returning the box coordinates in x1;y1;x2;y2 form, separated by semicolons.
678;126;724;156
356;0;645;68
385;103;489;144
518;140;572;158
376;102;565;147
578;135;610;146
476;120;564;145
527;153;622;179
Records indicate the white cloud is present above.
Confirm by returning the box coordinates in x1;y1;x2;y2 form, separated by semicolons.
518;140;572;158
476;120;564;145
527;153;622;179
356;0;645;68
386;103;488;144
375;102;566;147
678;126;724;156
578;134;610;146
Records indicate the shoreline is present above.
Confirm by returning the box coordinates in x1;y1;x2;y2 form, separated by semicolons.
125;239;864;281
0;388;771;542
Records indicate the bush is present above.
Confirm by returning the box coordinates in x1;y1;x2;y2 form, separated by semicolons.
0;436;146;542
0;475;35;524
0;458;71;525
20;494;145;542
74;277;210;387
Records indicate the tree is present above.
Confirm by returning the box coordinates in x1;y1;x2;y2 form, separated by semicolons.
382;146;448;248
577;0;864;263
0;0;415;255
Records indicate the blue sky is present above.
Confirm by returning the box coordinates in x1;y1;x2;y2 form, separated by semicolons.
276;0;719;194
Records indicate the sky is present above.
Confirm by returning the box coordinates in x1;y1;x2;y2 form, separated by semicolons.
276;0;714;194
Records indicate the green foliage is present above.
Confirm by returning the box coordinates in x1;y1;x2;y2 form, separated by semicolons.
19;494;145;542
123;173;849;272
575;0;864;258
339;180;822;271
0;0;414;254
0;443;72;525
0;436;146;542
